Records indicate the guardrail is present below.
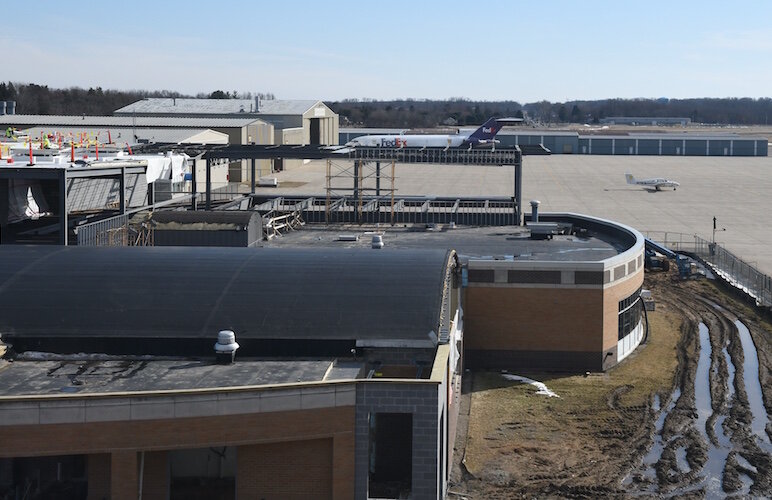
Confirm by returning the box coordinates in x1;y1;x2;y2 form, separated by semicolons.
252;196;518;226
645;231;772;308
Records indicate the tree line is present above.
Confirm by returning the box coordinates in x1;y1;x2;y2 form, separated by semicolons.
329;97;772;127
1;82;770;126
0;82;272;116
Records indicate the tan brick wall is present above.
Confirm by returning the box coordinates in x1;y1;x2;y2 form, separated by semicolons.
602;269;644;351
464;287;604;352
332;432;355;499
87;453;110;500
110;451;137;500
141;451;168;500
237;438;333;500
0;406;354;457
0;407;355;500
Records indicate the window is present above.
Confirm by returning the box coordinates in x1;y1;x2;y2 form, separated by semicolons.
618;287;643;340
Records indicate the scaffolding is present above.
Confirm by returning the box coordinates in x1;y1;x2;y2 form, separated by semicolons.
326;158;396;225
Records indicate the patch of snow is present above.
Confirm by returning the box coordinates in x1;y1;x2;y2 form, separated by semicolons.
501;373;560;398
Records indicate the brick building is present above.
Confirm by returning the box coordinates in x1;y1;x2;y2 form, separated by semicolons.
0;211;647;499
0;246;462;500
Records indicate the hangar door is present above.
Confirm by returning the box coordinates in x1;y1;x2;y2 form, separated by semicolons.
310;118;321;145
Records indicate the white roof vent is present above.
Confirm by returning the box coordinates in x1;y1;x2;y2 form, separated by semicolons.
214;329;240;364
371;235;384;249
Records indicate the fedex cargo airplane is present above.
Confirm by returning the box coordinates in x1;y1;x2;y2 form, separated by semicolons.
343;117;522;149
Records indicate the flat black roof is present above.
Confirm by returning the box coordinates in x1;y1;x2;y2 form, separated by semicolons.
263;224;627;263
0;358;363;396
0;246;454;348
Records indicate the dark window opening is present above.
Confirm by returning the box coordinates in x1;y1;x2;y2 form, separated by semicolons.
310;118;321;145
369;412;412;498
169;447;235;500
618;285;644;340
0;455;86;500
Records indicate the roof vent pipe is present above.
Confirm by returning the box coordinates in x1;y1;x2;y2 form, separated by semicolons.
255;96;260;112
530;200;541;223
214;330;239;364
371;234;384;249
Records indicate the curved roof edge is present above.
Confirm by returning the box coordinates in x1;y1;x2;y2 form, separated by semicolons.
539;212;645;268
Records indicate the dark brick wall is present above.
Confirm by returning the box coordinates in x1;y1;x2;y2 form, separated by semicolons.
355;382;441;500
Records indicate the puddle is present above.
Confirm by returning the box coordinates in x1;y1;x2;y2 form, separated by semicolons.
675;446;690;472
714;416;731;449
694;322;731;497
735;320;771;449
735;454;758;474
722;342;736;402
695;323;712;441
626;388;682;487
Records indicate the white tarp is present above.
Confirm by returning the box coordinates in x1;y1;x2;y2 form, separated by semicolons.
144;156;172;184
170;154;188;183
7;179;51;223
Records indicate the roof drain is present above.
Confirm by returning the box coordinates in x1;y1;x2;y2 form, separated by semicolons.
214;330;239;364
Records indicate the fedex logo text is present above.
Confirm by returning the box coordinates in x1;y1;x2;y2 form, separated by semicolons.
380;138;407;147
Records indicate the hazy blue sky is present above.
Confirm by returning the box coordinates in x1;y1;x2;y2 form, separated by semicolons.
3;0;771;102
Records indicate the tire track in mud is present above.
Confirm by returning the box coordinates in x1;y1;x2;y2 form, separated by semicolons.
625;275;772;497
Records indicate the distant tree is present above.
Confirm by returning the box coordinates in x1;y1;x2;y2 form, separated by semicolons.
209;90;229;99
570;105;582;123
558;105;567;122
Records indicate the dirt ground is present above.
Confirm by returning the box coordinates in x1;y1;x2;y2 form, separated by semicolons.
449;268;772;498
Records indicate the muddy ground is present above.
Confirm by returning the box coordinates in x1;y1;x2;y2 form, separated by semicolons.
450;269;772;498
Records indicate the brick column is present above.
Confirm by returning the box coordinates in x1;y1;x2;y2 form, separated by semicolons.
140;451;169;500
332;432;355;500
110;451;138;500
87;453;110;500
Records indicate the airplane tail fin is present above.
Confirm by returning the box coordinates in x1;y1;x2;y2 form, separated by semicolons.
466;118;501;143
625;173;636;185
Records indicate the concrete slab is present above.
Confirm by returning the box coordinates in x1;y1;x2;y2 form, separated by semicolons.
264;155;772;275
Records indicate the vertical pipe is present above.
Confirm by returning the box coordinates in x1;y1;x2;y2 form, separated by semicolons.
191;156;198;210
119;167;126;215
325;159;331;224
390;160;395;226
59;169;68;245
376;161;380;197
205;157;211;211
147;181;154;207
514;157;523;225
251;158;256;194
353;160;359;201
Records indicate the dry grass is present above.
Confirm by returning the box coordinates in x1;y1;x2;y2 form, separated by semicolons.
464;306;683;481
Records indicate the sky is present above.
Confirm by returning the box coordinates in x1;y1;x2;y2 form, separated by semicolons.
3;0;772;103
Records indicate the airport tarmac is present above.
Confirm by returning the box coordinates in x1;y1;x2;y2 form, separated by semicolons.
258;154;772;275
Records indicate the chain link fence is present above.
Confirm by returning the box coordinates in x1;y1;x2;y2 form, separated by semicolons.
645;231;772;308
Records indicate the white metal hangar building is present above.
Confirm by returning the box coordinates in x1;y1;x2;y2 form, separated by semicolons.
115;98;339;147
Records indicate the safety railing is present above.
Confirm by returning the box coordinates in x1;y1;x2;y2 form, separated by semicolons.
645;231;772;308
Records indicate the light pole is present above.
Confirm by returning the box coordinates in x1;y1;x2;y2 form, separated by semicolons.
712;216;726;244
711;216;725;256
